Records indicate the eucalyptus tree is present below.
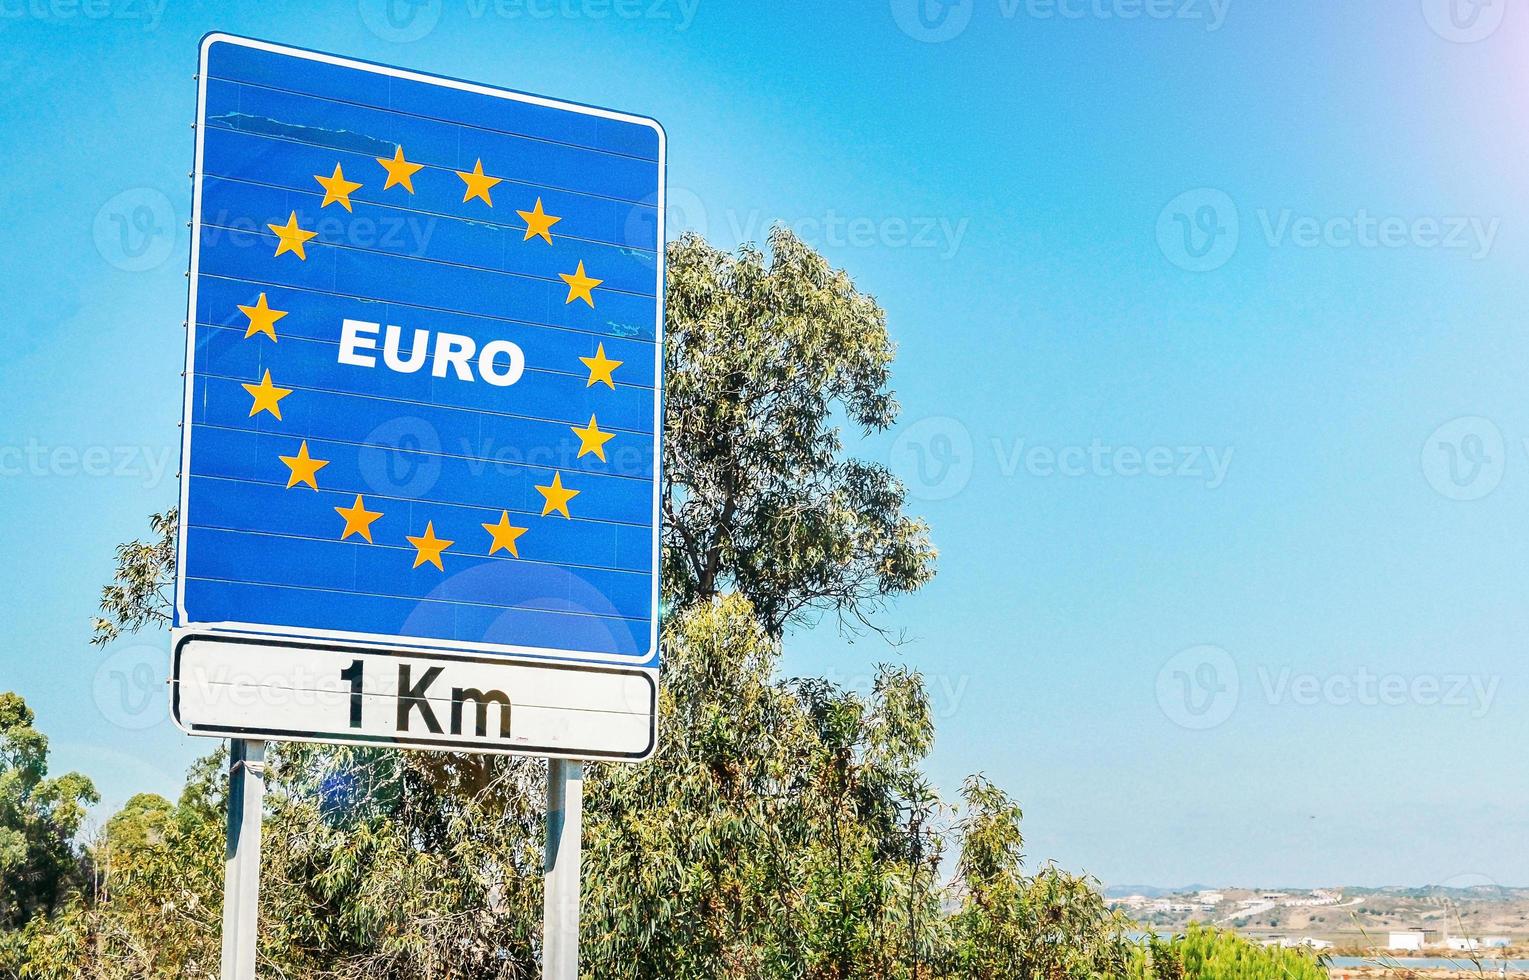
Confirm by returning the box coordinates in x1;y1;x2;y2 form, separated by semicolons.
31;229;1146;979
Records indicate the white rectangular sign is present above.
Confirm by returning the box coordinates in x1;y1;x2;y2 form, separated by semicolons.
172;633;657;760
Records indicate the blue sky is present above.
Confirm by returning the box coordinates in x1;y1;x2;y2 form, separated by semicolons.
3;1;1527;888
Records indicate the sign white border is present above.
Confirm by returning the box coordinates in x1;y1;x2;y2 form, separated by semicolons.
172;630;658;761
176;34;666;669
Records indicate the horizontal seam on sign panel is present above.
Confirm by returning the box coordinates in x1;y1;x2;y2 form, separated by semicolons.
199;219;658;302
190;378;656;441
186;432;656;509
195;322;658;394
197;273;659;348
187;510;653;575
197;163;660;254
182;574;651;625
186;465;656;527
201;115;659;209
202;73;662;166
176;626;660;666
183;679;649;718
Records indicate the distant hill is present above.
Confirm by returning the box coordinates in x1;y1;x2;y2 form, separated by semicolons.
1104;884;1210;899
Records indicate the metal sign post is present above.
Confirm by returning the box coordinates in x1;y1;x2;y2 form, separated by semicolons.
220;739;266;980
542;759;584;979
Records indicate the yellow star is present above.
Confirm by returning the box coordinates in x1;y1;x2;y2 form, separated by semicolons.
559;261;603;307
570;414;616;462
376;146;424;193
268;211;317;260
242;370;292;420
237;293;287;342
314;163;363;211
535;472;580;519
481;511;529;557
406;521;454;570
334;494;383;543
456;158;502;206
579;343;623;389
517;197;562;245
279;440;329;490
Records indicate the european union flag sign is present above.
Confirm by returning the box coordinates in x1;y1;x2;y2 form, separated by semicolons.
171;35;665;761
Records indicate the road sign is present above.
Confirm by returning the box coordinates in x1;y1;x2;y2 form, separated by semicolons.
172;34;665;761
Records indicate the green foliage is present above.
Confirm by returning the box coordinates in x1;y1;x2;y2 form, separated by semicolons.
584;594;947;979
11;758;226;979
1126;925;1329;980
0;692;98;967
11;231;1159;977
90;510;176;648
663;229;936;636
945;776;1134;979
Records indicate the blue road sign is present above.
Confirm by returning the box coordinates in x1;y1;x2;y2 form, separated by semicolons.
173;36;664;757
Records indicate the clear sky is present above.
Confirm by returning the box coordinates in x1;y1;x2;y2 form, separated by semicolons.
2;1;1527;889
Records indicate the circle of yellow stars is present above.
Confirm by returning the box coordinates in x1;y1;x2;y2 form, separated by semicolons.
228;144;628;572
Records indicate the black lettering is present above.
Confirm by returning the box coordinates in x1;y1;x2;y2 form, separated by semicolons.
451;686;512;738
396;664;444;733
